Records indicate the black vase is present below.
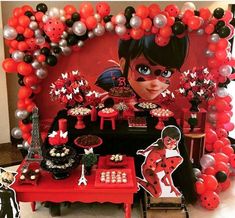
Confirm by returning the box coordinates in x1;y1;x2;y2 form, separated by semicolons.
85;166;92;175
52;171;69;180
189;98;201;112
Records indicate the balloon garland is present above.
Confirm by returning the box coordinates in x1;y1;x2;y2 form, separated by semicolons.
2;2;235;209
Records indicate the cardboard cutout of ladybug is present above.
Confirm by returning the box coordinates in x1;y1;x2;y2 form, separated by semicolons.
0;168;20;218
136;125;183;198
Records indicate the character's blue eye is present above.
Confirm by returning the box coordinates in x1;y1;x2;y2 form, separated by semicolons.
161;70;173;78
136;64;151;75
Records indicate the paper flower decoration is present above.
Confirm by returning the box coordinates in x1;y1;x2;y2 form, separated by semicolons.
48;130;68;146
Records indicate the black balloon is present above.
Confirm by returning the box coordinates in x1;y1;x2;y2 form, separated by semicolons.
46;55;57;66
36;3;48;13
40;47;51;56
23;55;33;63
16;34;25;42
172;21;185;35
77;31;88;41
18;78;25;86
124;6;135;20
17;73;24;79
53;46;61;54
125;22;132;29
215;171;227;183
103;15;113;23
215;20;225;32
24;11;33;18
213;8;224;19
194;10;200;16
44;35;51;43
72;12;80;21
65;19;74;27
67;34;78;46
218;26;231;38
230;18;235;27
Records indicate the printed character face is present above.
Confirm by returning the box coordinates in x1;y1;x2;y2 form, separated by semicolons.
163;136;178;149
0;171;15;188
126;55;175;100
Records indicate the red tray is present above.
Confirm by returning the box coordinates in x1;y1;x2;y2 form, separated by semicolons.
74;136;103;149
95;169;134;188
105;155;128;168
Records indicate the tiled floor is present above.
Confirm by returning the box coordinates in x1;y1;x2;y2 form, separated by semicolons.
4;165;235;218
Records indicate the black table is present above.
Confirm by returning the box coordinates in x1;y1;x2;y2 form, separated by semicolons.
43;109;197;204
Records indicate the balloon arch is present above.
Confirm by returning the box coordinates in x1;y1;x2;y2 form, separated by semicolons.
2;2;235;210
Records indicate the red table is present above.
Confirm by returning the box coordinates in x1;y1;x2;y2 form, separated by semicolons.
12;157;137;218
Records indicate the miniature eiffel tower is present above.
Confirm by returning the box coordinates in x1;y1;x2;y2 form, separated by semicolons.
25;107;43;162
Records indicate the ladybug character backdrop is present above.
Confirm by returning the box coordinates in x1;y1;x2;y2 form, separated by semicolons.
1;1;235;210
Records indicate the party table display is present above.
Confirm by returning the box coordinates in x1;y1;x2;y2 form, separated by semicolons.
128;117;147;128
19;167;41;186
68;107;91;129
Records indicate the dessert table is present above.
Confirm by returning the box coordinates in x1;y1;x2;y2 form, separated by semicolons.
12;157;138;218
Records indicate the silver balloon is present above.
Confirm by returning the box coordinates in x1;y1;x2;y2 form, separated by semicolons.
61;46;72;56
35;36;46;45
50;42;58;47
209;33;220;43
42;15;49;23
200;154;215;169
30;16;35;21
22;140;30;149
115;25;126;36
3;25;17;40
35;68;48;79
153;14;167;28
181;2;196;13
60;16;66;22
11;127;22;139
48;7;60;18
88;31;95;39
72;21;87;36
12;51;25;62
219;65;232;77
115;14;126;25
94;13;101;22
217;87;228;97
61;31;68;39
34;29;42;38
15;109;28;120
205;49;214;58
130;16;142;29
105;22;114;32
31;60;41;69
33;49;41;57
77;40;85;48
29;21;38;30
59;39;67;47
93;24;105;36
197;29;204;35
193;168;201;178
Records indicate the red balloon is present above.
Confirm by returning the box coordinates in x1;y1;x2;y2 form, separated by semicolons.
86;16;97;30
22;132;30;140
96;2;110;17
205;24;214;34
2;58;18;73
217;112;231;124
229;154;235;168
159;26;172;38
167;16;175;26
79;3;94;19
136;5;149;19
26;38;39;51
18;15;30;27
224;122;234;132
216;128;228;138
215;99;229;112
148;4;161;19
205;143;213;152
165;4;179;17
207;58;220;68
213;140;224;152
8;17;18;27
17;41;29;51
220;146;234;157
217;39;229;49
18;87;32;99
204;167;216;176
204;175;218;191
214;153;229;164
119;30;131;40
155;35;170;47
23;75;39;87
13;7;24;17
23;28;34;38
220;178;231;191
35;12;44;22
214;161;230;175
182;10;194;21
195;180;206;194
22;5;33;13
130;28;144;40
199;8;212;20
141;18;152;31
17;62;33;76
16;26;25;34
205;129;218;144
200;191;220;210
37;54;46;63
220;137;231;146
64;5;77;15
20;123;32;133
27;102;36;112
215;50;228;61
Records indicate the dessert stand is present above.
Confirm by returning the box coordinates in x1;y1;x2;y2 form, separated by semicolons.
68;107;91;129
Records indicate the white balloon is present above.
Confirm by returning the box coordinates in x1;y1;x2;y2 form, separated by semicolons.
153;14;167;28
48;7;60;18
11;127;22;139
130;16;142;29
94;13;101;22
115;25;126;36
200;154;215;169
42;15;49;23
35;36;46;45
59;39;67;47
61;46;72;56
197;29;204;36
105;22;114;32
77;40;85;48
12;51;25;62
31;60;41;69
3;25;17;40
219;65;232;77
36;68;48;79
217;87;228;97
93;24;105;36
29;21;38;30
59;9;65;16
208;33;220;43
205;49;214;58
181;2;196;13
88;31;95;39
72;21;87;36
115;14;126;25
15;109;28;120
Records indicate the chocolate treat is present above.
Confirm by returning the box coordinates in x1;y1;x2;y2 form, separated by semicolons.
76;135;100;146
109;87;134;97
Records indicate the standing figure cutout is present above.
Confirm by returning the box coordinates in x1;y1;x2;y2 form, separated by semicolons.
0;168;20;218
136;125;183;198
